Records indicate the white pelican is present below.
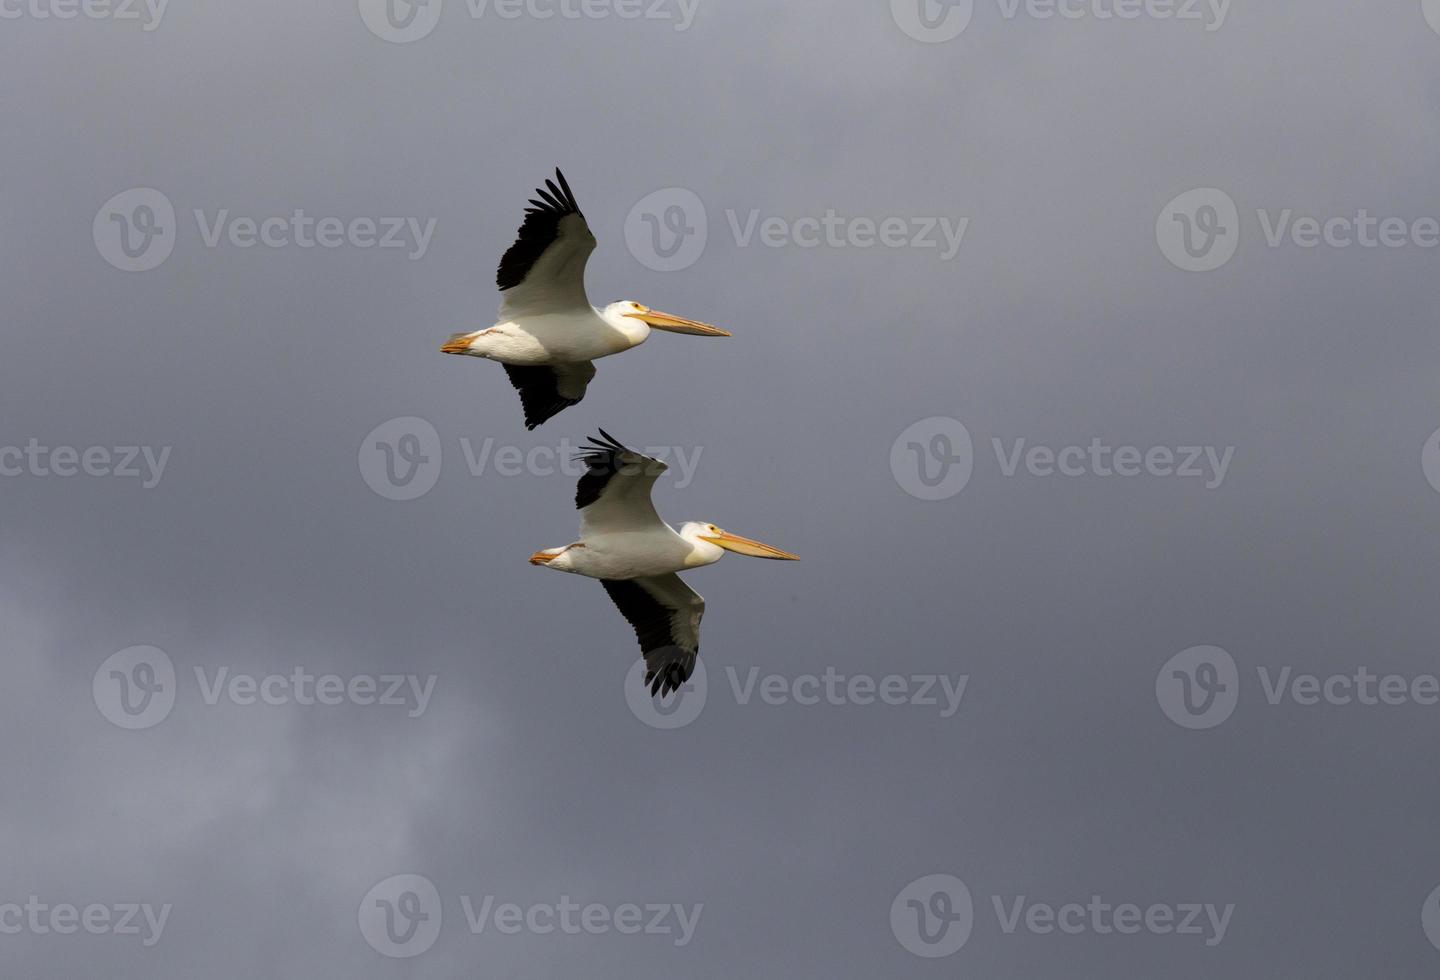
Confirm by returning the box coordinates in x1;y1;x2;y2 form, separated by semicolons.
442;170;730;430
529;430;799;696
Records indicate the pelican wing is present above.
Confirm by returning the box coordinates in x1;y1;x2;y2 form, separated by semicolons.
600;574;705;697
503;362;596;430
574;430;667;533
496;168;596;317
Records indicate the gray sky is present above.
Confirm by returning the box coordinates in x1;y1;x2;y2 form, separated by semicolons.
4;0;1440;975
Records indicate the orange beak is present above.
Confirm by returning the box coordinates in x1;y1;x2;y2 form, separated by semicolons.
626;309;731;337
699;530;800;561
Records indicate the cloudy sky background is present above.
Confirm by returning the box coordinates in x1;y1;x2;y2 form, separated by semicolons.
3;0;1440;975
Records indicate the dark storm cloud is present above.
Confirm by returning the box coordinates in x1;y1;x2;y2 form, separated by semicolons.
2;0;1440;975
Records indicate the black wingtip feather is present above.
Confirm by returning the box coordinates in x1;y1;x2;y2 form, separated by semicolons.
574;430;630;509
496;168;585;291
503;364;588;429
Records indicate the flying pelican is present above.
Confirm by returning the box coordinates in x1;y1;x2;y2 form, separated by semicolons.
529;430;799;697
442;170;730;430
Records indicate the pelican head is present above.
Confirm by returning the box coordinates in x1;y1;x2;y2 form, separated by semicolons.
681;522;799;565
604;302;731;338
